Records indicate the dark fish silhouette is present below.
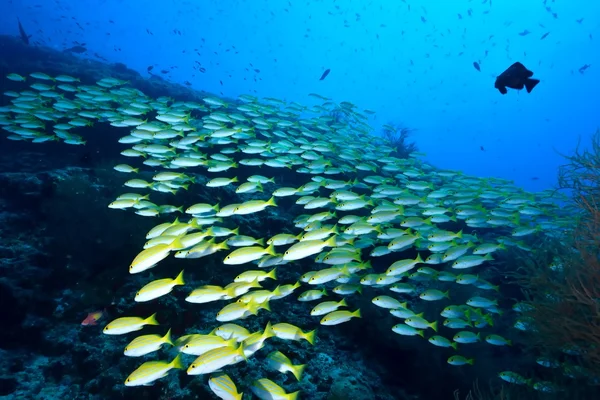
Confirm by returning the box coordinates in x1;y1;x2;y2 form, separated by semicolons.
494;62;540;94
17;17;31;45
319;69;331;81
473;62;481;71
64;45;87;54
578;64;591;74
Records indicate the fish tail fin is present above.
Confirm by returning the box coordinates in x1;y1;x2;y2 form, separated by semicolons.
467;358;475;365
430;321;438;332
292;364;307;381
145;313;159;325
263;321;274;338
237;342;248;361
174;270;185;286
265;243;277;256
525;78;540;93
287;391;301;400
305;329;317;345
163;328;174;346
171;353;184;369
353;309;362;319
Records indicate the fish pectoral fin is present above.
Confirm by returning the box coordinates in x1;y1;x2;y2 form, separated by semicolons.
525;79;540;93
498;86;508;94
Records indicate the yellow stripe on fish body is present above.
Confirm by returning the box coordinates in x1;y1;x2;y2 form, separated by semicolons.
213;324;252;341
135;270;185;302
234;268;277;283
385;254;424;276
310;298;348;316
146;218;180;239
223;244;277;265
308;266;351;285
124;353;183;387
216;299;267;322
224;279;262;298
283;236;337;261
207;177;238;187
187;343;247;375
232;196;277;215
320;309;361;326
298;288;327;302
209;373;243;400
271;323;316;345
185;285;228;304
103;313;159;335
300;225;338;241
180;335;238;356
124;329;173;357
372;295;403;309
251;378;300;400
129;238;183;274
271;281;301;300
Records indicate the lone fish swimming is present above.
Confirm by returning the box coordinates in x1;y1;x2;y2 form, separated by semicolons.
494;62;540;94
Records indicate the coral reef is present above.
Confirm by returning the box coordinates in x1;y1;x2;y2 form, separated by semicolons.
504;130;600;397
381;124;418;159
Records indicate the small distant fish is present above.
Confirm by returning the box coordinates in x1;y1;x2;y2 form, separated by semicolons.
473;62;481;71
480;146;486;151
540;32;550;40
17;17;31;45
319;69;331;81
518;30;530;36
578;64;591;74
494;62;540;94
81;310;105;326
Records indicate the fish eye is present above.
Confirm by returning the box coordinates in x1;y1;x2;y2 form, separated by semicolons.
190;365;196;369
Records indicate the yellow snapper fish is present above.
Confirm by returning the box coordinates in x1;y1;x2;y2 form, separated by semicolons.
103;313;159;335
216;299;269;322
234;268;277;283
124;353;183;386
213;323;252;341
265;350;306;381
124;329;173;357
129;238;183;274
251;378;300;400
282;236;337;261
185;285;229;304
187;343;247;375
310;298;348;316
271;323;316;344
320;309;361;326
232;197;277;215
208;373;244;400
179;335;238;356
134;270;185;302
223;244;277;265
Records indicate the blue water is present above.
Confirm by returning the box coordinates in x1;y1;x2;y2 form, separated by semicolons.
2;0;598;191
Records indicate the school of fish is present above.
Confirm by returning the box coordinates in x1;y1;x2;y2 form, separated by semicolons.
1;71;576;397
